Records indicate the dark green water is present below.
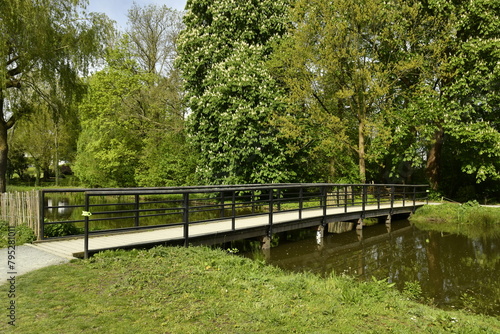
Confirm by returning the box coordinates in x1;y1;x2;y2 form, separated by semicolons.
245;220;500;316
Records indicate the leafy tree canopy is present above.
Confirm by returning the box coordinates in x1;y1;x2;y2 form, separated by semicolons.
177;0;294;185
0;0;112;191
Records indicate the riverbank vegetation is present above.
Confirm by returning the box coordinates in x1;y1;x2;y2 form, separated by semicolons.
410;202;500;238
2;246;500;333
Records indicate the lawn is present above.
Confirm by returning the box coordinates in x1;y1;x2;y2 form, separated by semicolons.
2;246;499;333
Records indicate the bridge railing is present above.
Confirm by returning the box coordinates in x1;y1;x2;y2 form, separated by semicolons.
39;184;428;246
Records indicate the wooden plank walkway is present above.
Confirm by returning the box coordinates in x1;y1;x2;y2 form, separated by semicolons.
33;203;424;258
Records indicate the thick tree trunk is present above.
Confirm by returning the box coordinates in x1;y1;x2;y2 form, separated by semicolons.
0;121;8;193
0;98;16;193
358;120;366;183
426;127;444;190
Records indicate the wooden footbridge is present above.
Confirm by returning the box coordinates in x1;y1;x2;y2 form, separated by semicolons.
33;183;428;259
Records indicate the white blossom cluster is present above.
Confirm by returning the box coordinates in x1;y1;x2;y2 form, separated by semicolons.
176;0;291;184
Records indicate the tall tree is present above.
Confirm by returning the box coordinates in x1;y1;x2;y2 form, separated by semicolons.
385;0;500;191
272;0;421;183
74;43;150;187
127;3;184;75
443;0;500;184
75;5;193;188
10;105;77;185
0;0;111;192
176;0;293;185
125;4;193;186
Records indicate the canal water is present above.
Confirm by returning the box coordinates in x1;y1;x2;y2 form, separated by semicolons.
243;220;500;316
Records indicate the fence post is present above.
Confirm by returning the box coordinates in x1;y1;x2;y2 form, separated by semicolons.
183;192;189;247
220;191;225;217
362;184;367;217
344;185;348;213
376;185;381;209
268;188;274;236
322;186;327;218
402;186;406;206
299;187;303;220
135;194;140;227
231;190;236;231
84;193;90;259
39;190;45;240
390;186;395;211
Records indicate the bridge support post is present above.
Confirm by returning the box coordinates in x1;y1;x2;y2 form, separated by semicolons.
385;214;392;233
385;215;391;226
316;225;324;245
261;235;271;250
356;218;363;230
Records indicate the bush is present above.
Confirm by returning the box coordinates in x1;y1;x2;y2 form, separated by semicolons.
0;220;36;248
44;222;82;238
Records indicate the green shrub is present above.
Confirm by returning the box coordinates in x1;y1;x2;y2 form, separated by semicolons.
44;222;82;238
0;220;36;247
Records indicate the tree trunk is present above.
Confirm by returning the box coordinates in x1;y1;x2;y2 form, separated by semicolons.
426;127;444;190
0;121;8;193
358;120;366;183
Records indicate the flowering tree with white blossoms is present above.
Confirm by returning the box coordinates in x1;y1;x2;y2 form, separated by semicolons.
176;0;293;185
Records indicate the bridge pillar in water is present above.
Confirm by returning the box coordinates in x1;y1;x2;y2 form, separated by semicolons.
260;236;271;260
261;235;271;250
385;215;392;233
316;225;324;246
356;218;363;230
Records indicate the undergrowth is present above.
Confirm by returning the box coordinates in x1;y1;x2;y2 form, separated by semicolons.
0;220;36;248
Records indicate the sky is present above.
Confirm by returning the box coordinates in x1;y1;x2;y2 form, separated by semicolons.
86;0;187;30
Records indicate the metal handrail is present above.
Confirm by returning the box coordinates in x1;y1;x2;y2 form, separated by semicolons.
38;183;428;258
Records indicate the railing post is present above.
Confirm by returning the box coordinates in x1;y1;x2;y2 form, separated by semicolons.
351;186;355;206
277;189;281;212
84;193;90;259
268;188;274;236
220;191;225;218
39;190;45;240
183;192;189;247
299;187;303;220
402;185;406;206
344;185;348;213
413;186;416;207
362;184;367;216
322;186;327;217
134;194;140;227
251;190;255;214
376;185;381;209
390;185;395;211
231;190;236;231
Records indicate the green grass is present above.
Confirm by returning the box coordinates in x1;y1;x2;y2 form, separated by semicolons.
2;246;500;333
410;202;500;238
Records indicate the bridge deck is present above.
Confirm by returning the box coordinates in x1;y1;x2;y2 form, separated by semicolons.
32;202;424;258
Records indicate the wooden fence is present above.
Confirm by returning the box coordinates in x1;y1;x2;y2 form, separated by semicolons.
0;190;40;238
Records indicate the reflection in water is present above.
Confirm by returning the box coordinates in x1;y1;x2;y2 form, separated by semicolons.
246;220;500;316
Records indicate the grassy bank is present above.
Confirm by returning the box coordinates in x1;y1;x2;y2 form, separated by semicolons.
410;202;500;238
2;246;500;333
